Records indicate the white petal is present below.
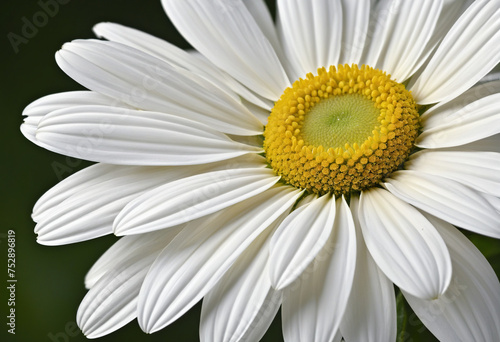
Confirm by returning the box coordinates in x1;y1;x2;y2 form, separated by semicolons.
93;23;241;98
481;192;500;216
278;0;342;79
363;0;443;82
240;98;272;125
85;230;177;289
79;260;146;338
437;133;500;153
419;79;500;127
77;227;182;338
21;91;129;144
269;194;336;290
407;0;473;80
359;187;452;299
385;170;500;238
162;0;290;101
425;0;473;48
200;231;281;342
33;163;120;221
338;0;370;65
340;195;396;342
282;197;356;342
219;77;274;114
404;215;500;342
93;23;274;113
137;186;302;333
93;22;198;67
34;155;266;245
409;1;500;104
56;39;263;135
22;91;126;118
35;105;261;165
406;150;500;197
242;0;285;63
35;169;171;245
32;154;264;222
417;93;500;149
20;122;40;147
114;168;280;235
188;51;275;112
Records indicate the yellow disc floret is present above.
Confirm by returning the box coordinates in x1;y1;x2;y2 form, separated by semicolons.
263;64;420;195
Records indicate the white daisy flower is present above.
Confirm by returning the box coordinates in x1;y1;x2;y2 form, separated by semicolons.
22;0;500;341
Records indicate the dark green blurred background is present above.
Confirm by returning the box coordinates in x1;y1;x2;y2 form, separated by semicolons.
1;1;498;342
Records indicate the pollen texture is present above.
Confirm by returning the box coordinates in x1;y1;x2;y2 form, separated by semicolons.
263;64;420;195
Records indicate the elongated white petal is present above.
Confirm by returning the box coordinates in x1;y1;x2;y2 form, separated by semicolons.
359;188;452;299
79;259;147;338
33;163;121;221
35;165;196;245
385;170;500;238
340;195;396;342
23;91;125;118
33;155;264;223
438;133;500;153
189;51;275;113
408;0;473;79
481;192;500;216
278;0;342;79
32;154;266;224
282;197;356;342
78;227;182;338
137;186;302;333
95;22;274;113
417;93;500;148
20;119;42;148
35;105;260;166
114;168;280;235
242;0;284;63
85;230;179;289
200;231;281;342
93;23;241;99
409;0;500;104
419;80;500;126
56;39;263;135
428;1;473;48
21;91;129;144
404;215;500;342
93;22;202;69
363;0;443;82
162;0;290;101
269;194;336;290
406;150;500;197
93;23;274;113
240;98;272;125
339;0;370;65
35;154;265;245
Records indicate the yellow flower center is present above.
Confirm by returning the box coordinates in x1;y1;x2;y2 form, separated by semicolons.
263;64;420;195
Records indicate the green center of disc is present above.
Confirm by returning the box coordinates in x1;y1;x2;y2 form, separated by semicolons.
301;94;380;149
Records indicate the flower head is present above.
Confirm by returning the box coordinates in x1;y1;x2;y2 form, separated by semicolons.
22;0;500;341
